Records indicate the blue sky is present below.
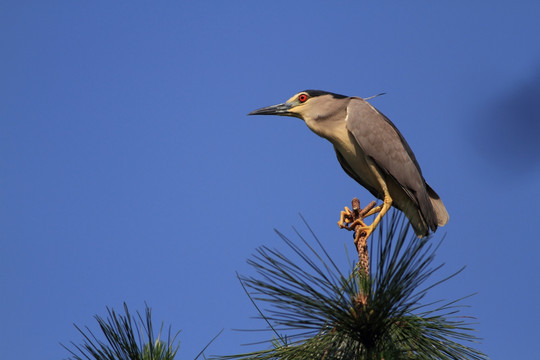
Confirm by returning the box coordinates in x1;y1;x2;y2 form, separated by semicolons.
1;2;540;359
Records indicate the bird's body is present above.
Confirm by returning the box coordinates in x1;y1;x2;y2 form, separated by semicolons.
249;90;448;237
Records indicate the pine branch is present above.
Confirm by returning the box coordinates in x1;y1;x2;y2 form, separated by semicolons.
62;303;182;360
219;210;488;360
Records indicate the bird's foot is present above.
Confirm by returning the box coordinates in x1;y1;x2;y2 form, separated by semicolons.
338;198;381;277
347;218;369;231
338;201;380;230
338;199;381;245
338;206;353;229
353;225;375;245
338;207;367;230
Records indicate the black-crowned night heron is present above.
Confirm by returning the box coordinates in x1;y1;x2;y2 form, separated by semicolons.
249;90;448;238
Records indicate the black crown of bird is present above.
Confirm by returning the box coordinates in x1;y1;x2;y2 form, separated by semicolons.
249;90;448;240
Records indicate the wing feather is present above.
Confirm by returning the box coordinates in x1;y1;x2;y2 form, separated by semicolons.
345;98;438;231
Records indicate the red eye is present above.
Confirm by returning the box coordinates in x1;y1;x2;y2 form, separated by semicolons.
298;94;308;103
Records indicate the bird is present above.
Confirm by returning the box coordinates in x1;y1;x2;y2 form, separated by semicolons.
248;90;448;238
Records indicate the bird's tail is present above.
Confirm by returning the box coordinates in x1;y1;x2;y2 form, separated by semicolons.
404;184;448;238
426;184;449;227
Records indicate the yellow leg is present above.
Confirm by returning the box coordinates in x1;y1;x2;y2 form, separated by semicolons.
363;204;383;218
355;162;393;240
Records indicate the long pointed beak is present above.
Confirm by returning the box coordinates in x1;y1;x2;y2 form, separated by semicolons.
248;102;293;116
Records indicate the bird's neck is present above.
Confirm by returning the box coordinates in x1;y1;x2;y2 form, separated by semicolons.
303;108;348;143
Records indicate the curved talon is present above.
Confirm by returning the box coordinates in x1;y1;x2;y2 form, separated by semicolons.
338;206;354;229
338;196;389;243
348;218;367;229
353;225;374;244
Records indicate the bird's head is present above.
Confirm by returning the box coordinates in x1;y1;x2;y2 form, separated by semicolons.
248;90;349;122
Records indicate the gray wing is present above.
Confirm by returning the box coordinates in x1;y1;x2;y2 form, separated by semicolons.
345;97;437;230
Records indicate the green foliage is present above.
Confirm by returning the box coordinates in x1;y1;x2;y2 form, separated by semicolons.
62;303;181;360
221;211;488;360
